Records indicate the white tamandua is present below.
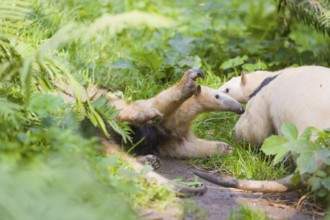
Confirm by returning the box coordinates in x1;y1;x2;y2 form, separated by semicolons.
196;65;330;193
219;70;279;103
235;65;330;146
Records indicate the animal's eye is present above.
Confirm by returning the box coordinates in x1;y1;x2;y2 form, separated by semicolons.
215;94;220;99
225;88;229;93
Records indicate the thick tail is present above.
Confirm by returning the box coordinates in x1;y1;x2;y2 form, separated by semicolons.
193;170;305;193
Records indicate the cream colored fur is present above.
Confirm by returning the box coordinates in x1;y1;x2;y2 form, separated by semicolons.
235;65;330;146
219;71;278;103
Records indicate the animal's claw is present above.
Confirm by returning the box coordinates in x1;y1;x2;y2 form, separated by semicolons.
187;69;204;80
137;154;161;170
217;143;234;155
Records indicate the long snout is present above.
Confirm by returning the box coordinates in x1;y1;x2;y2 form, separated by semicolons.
223;99;245;114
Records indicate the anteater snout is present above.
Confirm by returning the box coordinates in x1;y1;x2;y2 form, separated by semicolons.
238;106;245;114
223;99;245;115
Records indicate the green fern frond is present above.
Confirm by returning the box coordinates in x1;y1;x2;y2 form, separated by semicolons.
0;97;24;127
91;96;132;143
0;2;164;140
279;0;330;35
0;0;33;37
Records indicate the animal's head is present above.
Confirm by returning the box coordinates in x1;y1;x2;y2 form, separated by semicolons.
218;72;248;103
219;71;275;103
195;85;244;114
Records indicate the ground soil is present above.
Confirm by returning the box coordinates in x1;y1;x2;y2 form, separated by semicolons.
156;158;323;220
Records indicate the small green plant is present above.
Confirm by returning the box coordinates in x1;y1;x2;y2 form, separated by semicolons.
262;123;330;199
227;205;270;220
173;176;204;188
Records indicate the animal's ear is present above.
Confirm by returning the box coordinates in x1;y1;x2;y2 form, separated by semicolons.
240;71;247;86
195;85;201;96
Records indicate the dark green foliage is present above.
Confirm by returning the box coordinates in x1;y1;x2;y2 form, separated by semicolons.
262;123;330;199
279;0;330;36
0;0;329;217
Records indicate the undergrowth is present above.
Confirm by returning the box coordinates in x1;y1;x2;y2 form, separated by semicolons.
0;0;329;218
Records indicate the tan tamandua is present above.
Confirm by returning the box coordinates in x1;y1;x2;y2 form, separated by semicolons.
108;69;244;159
53;69;244;197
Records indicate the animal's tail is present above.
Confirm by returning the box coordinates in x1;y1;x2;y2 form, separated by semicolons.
193;170;306;193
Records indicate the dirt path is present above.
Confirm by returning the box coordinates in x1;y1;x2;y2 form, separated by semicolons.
157;158;319;220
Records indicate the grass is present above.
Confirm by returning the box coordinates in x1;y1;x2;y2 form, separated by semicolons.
189;106;291;181
228;205;270;220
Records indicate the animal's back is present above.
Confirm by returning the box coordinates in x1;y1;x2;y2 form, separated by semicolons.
265;66;330;133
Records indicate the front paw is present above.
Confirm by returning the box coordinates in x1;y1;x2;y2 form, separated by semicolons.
216;142;234;155
180;69;204;98
137;154;161;170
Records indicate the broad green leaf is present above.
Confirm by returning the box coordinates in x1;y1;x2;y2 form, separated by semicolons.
168;33;195;56
321;177;330;191
317;188;328;197
242;61;268;72
299;127;313;141
280;123;298;140
315;170;327;178
261;135;289;164
220;55;248;70
316;149;330;165
178;55;201;69
261;135;288;155
285;140;315;155
310;176;322;191
296;152;318;174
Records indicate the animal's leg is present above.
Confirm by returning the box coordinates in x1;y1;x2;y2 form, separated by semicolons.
149;69;204;118
112;69;203;125
127;69;204;120
159;136;233;159
112;99;163;126
119;108;163;126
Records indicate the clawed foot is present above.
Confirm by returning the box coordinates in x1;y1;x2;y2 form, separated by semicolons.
128;108;163;126
216;142;234;154
137;154;161;170
180;69;204;99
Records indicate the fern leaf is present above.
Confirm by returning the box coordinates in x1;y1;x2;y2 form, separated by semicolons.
280;0;330;35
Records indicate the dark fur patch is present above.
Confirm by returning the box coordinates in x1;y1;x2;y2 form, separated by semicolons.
127;125;170;155
81;118;171;155
249;75;278;99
